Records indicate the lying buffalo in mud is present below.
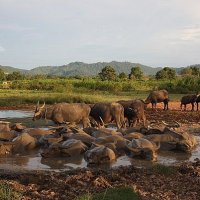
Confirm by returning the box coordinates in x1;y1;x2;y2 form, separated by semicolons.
84;145;116;164
0;121;10;132
0;142;14;155
180;94;200;111
126;138;159;161
145;89;169;110
33;102;91;128
118;99;146;127
144;127;197;152
90;102;125;129
41;139;88;158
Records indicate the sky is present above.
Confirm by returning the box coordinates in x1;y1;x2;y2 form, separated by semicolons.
0;0;200;70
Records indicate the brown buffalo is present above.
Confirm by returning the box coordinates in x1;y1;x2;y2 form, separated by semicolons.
90;102;125;129
84;146;116;164
126;138;159;161
145;89;169;110
33;102;91;128
118;99;146;127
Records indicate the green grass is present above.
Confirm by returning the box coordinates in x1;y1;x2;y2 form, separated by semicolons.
0;89;184;106
0;183;22;200
149;164;176;175
75;187;139;200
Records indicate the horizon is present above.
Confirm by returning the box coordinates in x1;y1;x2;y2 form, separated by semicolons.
1;60;200;71
0;0;200;69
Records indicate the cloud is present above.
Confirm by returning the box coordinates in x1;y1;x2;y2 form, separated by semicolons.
180;26;200;41
162;25;200;45
0;46;5;52
0;23;34;32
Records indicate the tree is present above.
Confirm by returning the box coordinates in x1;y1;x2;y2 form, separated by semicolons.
155;67;176;80
118;72;127;80
6;71;25;81
180;66;200;77
0;69;5;81
99;66;117;81
191;66;200;77
129;66;143;80
180;68;193;76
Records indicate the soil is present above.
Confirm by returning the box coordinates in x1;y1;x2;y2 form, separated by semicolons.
1;101;200;200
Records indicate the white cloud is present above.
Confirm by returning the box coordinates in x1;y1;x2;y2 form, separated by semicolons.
0;23;34;32
180;26;200;41
0;46;5;52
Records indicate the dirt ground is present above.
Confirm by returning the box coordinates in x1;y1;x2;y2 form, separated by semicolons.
1;101;200;200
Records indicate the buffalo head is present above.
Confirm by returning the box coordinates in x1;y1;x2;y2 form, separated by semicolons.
32;101;46;121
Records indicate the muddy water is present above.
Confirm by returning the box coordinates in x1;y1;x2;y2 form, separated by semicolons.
0;110;200;172
0;110;33;119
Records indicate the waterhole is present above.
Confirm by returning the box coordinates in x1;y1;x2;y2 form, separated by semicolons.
0;109;200;172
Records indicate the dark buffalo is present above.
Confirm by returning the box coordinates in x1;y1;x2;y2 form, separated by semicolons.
196;95;200;111
33;102;91;128
90;102;125;129
180;94;199;111
145;89;169;110
118;99;146;127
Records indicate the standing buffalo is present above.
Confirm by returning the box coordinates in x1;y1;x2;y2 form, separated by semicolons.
145;89;169;110
33;102;91;128
196;95;200;111
90;102;125;129
180;93;200;111
118;100;146;127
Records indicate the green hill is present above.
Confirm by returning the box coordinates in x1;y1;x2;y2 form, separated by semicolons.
27;61;162;76
1;61;200;77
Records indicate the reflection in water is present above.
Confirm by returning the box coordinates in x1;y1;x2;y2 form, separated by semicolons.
41;155;85;169
0;110;33;119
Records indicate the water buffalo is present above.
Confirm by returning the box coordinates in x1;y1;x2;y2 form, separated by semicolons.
145;127;197;152
145;89;169;110
118;100;146;127
33;102;91;128
126;138;159;161
41;139;88;158
84;146;116;164
180;94;199;111
90;102;125;129
196;95;200;111
0;121;10;132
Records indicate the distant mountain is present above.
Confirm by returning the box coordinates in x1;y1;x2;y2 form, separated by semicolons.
1;62;200;76
27;61;162;76
0;65;27;74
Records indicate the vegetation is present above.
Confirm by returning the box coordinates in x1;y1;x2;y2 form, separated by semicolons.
129;66;143;80
0;69;5;81
180;66;200;77
99;66;117;81
0;183;22;200
76;187;139;200
155;67;176;80
150;164;176;175
1;64;200;106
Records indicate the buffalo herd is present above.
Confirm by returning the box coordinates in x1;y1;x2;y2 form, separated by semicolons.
0;89;199;167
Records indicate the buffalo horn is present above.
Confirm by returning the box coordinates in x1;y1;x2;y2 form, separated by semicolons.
41;102;45;109
99;116;105;127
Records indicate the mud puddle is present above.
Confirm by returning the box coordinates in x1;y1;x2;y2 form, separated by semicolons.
0;110;200;172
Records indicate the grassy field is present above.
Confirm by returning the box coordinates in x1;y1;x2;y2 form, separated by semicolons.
76;187;139;200
0;89;183;106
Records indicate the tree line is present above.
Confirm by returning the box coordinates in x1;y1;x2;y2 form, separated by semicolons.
0;65;200;81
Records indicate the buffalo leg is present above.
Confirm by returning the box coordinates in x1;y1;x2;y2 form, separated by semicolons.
191;103;194;111
197;102;199;111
